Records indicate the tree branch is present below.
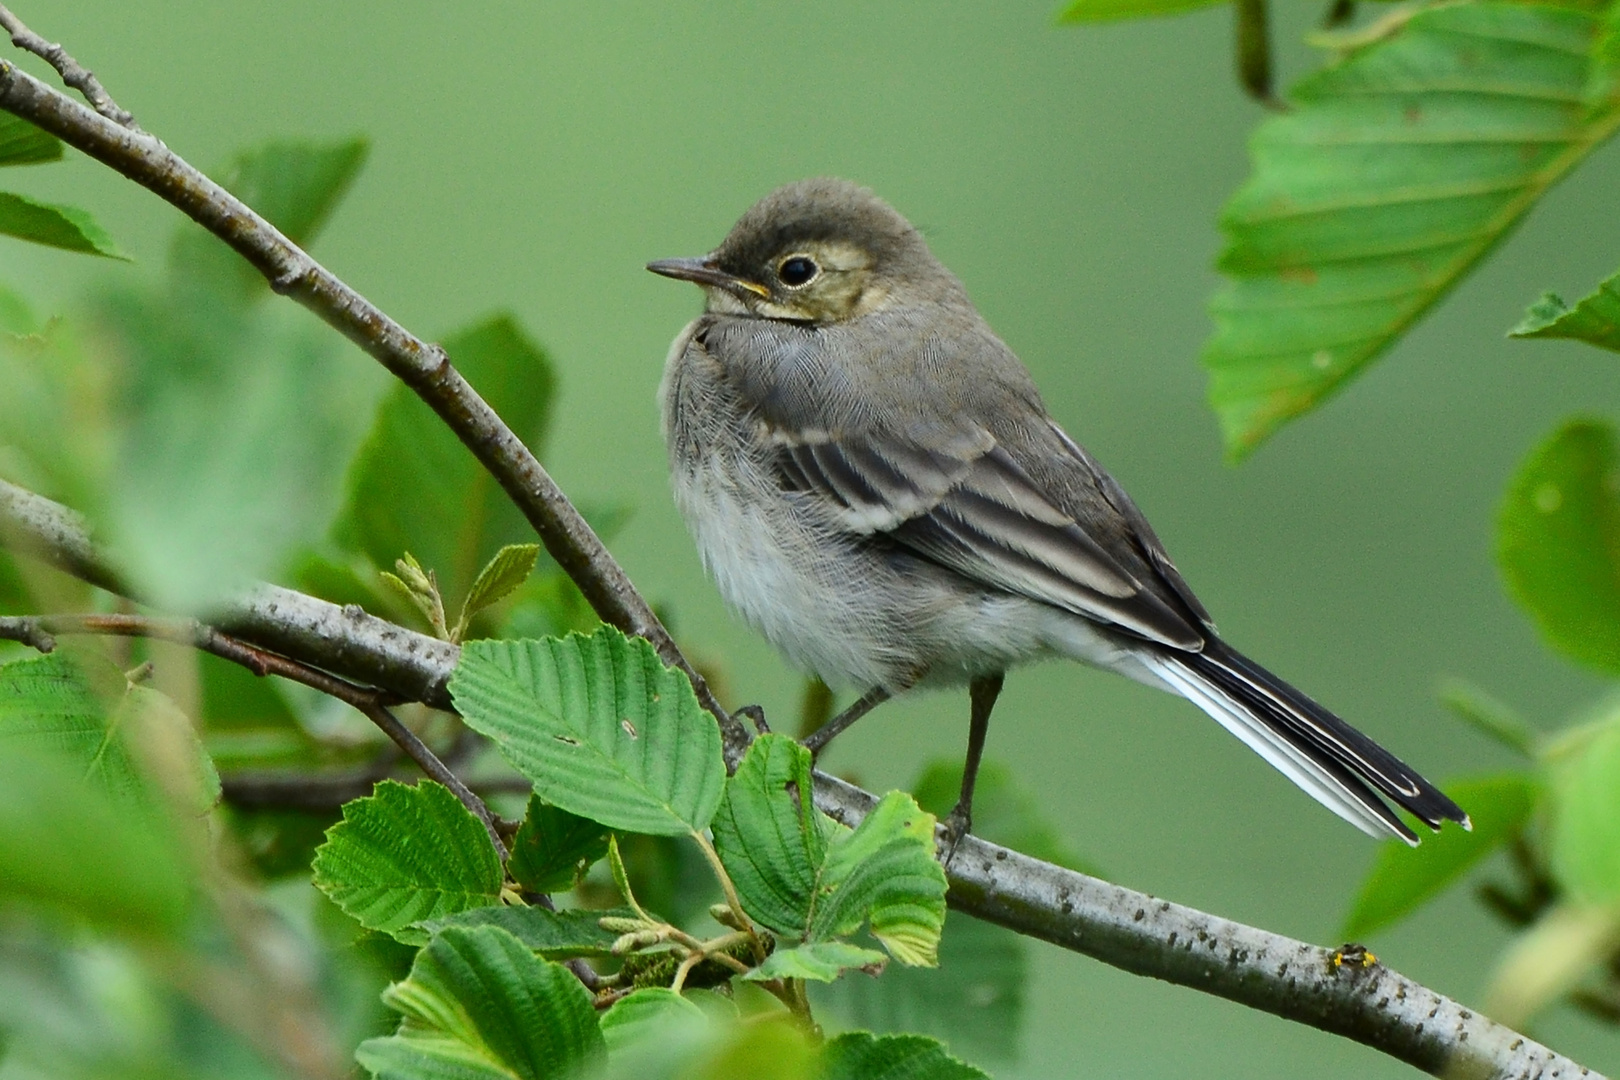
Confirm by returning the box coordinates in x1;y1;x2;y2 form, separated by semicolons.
0;4;138;131
0;49;746;758
0;485;1595;1080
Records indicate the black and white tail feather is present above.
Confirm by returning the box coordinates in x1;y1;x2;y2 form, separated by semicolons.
1145;639;1468;844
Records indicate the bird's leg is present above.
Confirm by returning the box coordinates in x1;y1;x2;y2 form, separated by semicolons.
941;672;1005;861
800;685;892;758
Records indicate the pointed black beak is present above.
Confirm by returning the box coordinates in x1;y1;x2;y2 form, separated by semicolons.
646;256;770;300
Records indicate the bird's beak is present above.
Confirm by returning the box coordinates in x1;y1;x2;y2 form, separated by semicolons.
646;256;771;300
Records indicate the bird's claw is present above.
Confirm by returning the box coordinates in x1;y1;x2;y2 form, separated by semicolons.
938;805;972;865
734;704;769;736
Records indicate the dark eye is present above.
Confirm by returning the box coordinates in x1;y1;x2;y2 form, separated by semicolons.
777;255;819;287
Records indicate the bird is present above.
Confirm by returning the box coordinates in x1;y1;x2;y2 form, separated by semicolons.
648;177;1468;849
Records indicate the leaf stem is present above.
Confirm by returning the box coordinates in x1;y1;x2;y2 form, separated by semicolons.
690;830;766;962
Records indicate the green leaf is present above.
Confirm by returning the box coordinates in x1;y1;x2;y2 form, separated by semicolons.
814;914;1026;1064
0;745;190;938
818;1032;989;1080
449;629;725;836
711;733;832;935
333;314;556;612
356;925;605;1080
1436;678;1538;758
1203;2;1620;459
312;780;503;944
811;791;948;967
1551;719;1620;902
1342;773;1539;938
599;987;707;1057
457;544;541;638
1056;0;1223;24
743;943;888;983
0;114;61;166
508;794;611;894
1511;266;1620;353
419;905;636;959
1484;902;1620;1027
170;139;368;309
1498;418;1620;673
911;757;1102;875
0;280;36;334
0;192;123;258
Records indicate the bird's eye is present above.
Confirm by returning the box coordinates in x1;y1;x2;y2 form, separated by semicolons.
777;255;819;287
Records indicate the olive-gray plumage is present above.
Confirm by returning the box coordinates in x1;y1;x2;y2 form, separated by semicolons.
651;178;1466;845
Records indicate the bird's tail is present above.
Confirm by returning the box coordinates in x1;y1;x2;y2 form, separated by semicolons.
1140;638;1469;845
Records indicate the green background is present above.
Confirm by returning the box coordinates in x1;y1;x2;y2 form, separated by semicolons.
8;1;1620;1075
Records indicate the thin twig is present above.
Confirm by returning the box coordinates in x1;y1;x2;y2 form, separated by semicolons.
0;610;506;855
0;52;746;759
0;4;137;130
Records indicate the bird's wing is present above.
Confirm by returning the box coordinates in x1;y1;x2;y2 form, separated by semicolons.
770;423;1207;650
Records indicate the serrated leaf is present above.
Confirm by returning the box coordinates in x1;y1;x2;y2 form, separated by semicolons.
911;757;1101;876
458;544;541;636
1511;267;1620;352
313;780;502;944
1498;418;1620;674
1551;718;1620;902
419;905;635;959
333;315;556;614
1204;2;1620;459
819;1032;989;1080
743;943;887;984
1056;0;1223;23
812;791;948;967
508;794;610;894
356;925;605;1080
1342;774;1539;939
0;114;61;166
712;734;832;935
449;628;724;836
812;915;1026;1064
0;192;123;258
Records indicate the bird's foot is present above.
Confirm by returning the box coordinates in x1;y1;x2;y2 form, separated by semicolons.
938;804;973;866
734;704;770;737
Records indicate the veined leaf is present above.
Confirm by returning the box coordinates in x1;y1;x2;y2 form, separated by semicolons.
0;114;61;166
457;543;541;638
1342;773;1539;938
419;906;636;959
1551;718;1620;902
508;794;611;894
1205;2;1620;459
819;1032;989;1080
1512;265;1620;352
312;780;502;944
743;943;888;984
356;925;605;1080
450;628;724;836
811;792;948;967
1056;0;1224;23
0;192;123;258
1498;418;1620;673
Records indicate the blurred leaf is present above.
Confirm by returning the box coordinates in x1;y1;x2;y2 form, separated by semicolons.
420;905;636;959
0;280;36;333
1436;678;1537;758
508;794;611;894
356;925;605;1080
313;779;502;945
599;987;706;1056
1512;266;1620;353
457;543;540;639
0;192;124;258
814;914;1026;1065
1342;774;1539;938
1551;718;1620;902
170;138;368;310
1484;902;1620;1027
911;758;1101;875
449;628;725;836
1056;0;1223;23
811;791;948;967
1204;2;1620;459
0;114;61;166
819;1032;989;1080
0;745;189;937
1498;418;1620;674
711;732;833;935
333;314;556;612
743;942;887;983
